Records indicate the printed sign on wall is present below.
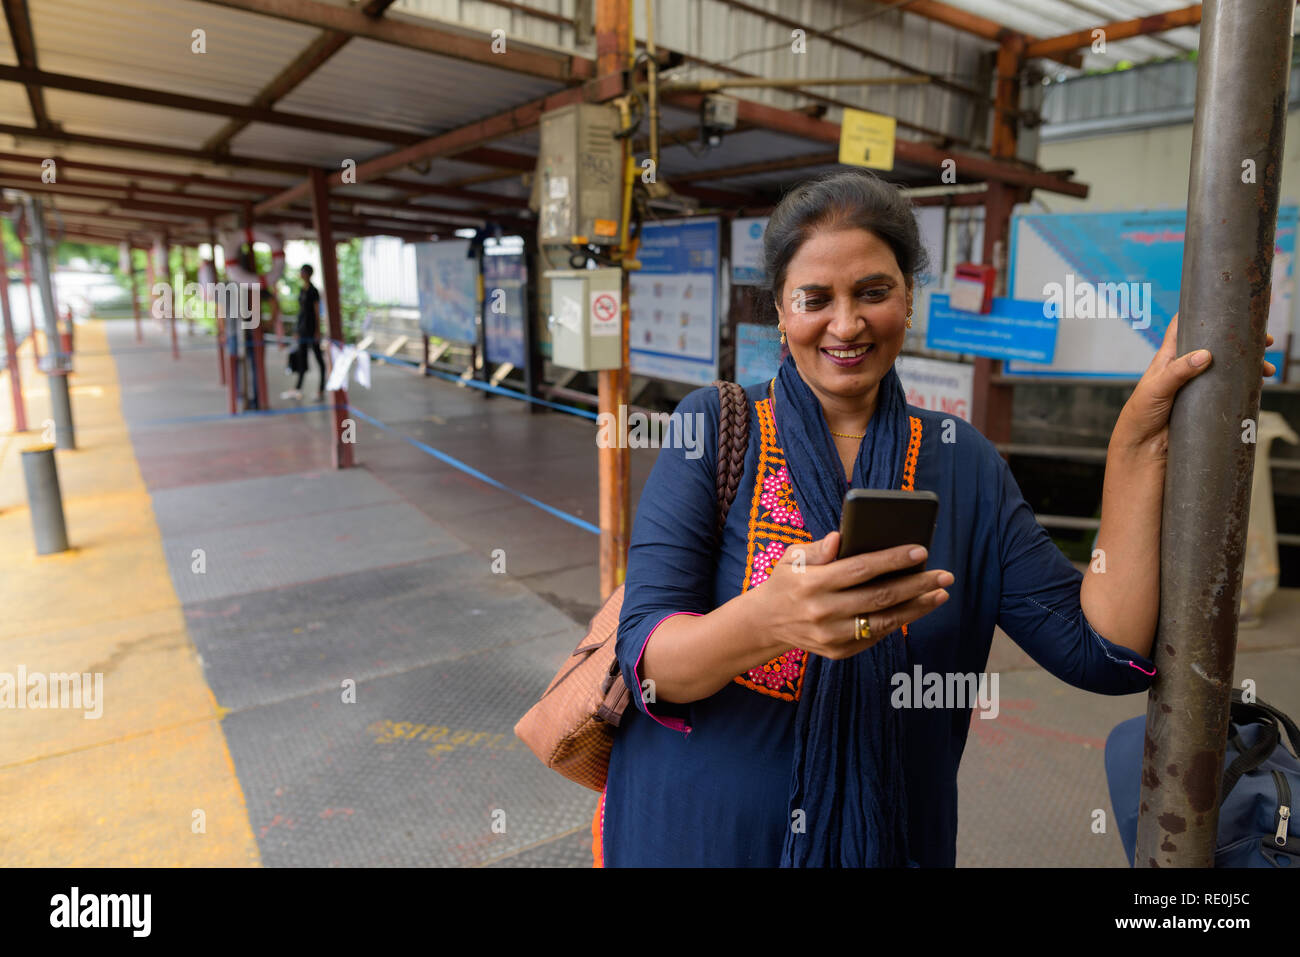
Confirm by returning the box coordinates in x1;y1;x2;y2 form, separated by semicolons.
1004;207;1296;381
628;217;720;386
415;239;478;343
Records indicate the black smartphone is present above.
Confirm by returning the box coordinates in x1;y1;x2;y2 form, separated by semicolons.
836;489;940;581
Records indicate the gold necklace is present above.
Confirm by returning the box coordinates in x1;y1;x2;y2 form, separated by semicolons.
771;379;865;439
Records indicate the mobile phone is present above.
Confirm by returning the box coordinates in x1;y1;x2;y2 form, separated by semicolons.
836;489;940;581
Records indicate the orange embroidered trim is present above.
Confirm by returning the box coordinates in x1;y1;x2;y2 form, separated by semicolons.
902;414;921;492
735;404;925;697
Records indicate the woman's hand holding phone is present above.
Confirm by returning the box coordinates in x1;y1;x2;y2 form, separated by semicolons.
757;530;953;659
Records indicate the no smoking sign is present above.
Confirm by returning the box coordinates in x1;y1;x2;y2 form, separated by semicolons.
590;291;620;336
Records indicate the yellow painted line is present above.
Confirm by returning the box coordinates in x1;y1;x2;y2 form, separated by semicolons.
0;321;262;866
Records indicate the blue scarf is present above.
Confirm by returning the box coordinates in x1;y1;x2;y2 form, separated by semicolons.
771;352;913;867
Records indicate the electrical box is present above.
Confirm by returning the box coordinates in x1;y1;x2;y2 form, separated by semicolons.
544;268;622;371
702;94;738;131
537;103;623;246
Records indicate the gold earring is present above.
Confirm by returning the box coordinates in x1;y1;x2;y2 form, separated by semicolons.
906;305;913;330
779;326;786;346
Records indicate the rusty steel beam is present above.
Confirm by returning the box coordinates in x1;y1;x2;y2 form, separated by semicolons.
1;0;51;129
1025;3;1203;60
675;150;839;183
662;91;1090;197
0;123;307;175
0;64;423;145
252;72;624;215
905;0;1083;68
191;0;590;82
1136;0;1294;869
0;152;293;193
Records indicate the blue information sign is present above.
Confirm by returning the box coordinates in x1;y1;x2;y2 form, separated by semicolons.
925;293;1058;363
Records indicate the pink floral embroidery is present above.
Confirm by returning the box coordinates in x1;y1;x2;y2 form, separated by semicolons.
746;649;806;690
758;465;804;528
748;541;786;587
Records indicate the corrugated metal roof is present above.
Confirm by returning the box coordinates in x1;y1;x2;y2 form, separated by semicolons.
276;36;565;135
43;90;230;147
227;122;390;167
0;0;1156;239
31;0;322;104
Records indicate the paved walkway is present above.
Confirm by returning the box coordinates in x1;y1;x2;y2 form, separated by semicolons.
1;318;1296;866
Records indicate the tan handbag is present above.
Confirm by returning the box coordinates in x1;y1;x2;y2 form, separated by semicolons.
514;380;752;791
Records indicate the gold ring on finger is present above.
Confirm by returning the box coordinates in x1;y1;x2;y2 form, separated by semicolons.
854;615;871;642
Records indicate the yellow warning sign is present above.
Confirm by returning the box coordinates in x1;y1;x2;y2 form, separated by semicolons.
839;108;896;171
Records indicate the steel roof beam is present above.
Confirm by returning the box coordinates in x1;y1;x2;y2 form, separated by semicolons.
191;0;593;83
1024;3;1203;60
0;65;423;145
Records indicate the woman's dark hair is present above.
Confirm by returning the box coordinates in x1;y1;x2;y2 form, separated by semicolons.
762;168;929;306
300;263;314;278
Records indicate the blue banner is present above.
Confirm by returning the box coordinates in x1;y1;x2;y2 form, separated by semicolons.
483;252;525;367
925;294;1058;363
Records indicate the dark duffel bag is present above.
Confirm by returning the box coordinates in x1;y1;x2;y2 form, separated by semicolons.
1106;690;1298;867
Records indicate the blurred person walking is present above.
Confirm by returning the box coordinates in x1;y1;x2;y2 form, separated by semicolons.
284;264;325;401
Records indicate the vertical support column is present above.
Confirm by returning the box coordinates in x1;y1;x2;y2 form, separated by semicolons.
0;226;28;433
972;181;1017;444
310;167;352;469
129;245;143;343
209;225;226;386
969;30;1025;446
18;216;40;364
476;245;490;385
521;231;542;413
595;0;631;599
27;197;74;450
184;245;195;336
1136;0;1294;868
161;234;178;360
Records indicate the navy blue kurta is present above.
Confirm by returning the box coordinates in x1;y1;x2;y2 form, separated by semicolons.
601;381;1156;867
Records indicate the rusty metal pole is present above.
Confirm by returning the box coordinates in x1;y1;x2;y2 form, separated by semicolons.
310;168;352;468
0;229;27;433
27;197;73;450
129;246;143;343
17;216;40;364
1136;0;1293;868
164;236;179;360
594;0;630;600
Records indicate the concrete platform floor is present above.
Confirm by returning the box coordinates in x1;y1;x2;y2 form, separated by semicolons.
1;317;1296;867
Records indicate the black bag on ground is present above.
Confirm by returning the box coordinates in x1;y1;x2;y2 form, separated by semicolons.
1106;690;1298;867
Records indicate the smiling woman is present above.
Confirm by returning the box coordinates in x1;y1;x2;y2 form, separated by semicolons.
595;168;1258;869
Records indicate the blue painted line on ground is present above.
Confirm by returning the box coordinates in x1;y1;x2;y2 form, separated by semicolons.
346;403;600;536
133;404;332;426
